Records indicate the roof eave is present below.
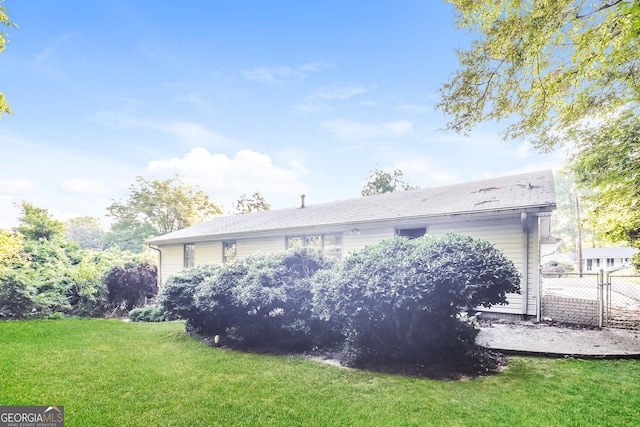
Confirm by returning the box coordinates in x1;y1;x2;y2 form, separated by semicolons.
145;202;556;246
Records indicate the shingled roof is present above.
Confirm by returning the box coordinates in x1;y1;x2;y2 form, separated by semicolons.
146;170;556;245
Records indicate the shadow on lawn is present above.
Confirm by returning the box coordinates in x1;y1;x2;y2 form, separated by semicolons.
193;331;509;381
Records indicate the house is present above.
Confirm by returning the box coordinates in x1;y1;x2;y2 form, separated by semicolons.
146;170;557;320
544;247;639;273
581;247;638;272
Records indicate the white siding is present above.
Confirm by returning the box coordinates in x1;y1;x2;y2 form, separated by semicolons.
342;227;395;254
195;242;223;265
429;217;527;315
160;244;184;287
158;215;542;316
237;236;285;258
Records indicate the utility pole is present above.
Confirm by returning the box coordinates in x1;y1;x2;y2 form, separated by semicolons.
575;192;583;277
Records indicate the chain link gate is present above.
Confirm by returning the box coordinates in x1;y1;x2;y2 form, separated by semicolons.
542;269;640;329
601;271;640;329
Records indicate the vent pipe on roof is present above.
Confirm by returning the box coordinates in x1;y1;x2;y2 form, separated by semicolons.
300;194;306;208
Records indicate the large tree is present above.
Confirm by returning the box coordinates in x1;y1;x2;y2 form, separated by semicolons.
233;191;271;214
0;0;15;117
13;201;65;241
361;168;417;196
65;216;105;250
569;112;640;248
437;0;640;150
106;175;222;251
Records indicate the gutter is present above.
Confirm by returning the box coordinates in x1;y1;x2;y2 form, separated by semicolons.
147;245;162;289
521;213;529;316
145;205;556;246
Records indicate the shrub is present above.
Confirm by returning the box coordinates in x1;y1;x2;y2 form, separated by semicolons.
158;264;222;329
195;248;335;350
164;248;336;351
128;306;173;322
313;234;521;365
104;259;158;312
0;269;38;319
542;260;575;277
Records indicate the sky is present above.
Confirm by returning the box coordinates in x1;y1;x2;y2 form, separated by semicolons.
0;0;566;230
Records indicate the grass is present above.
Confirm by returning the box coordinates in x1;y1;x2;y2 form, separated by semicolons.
1;320;640;426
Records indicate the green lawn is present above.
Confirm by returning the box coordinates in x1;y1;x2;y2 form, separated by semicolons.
1;320;639;426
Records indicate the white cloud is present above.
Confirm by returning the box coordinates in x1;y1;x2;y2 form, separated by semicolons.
395;104;431;112
512;142;533;160
295;85;368;114
321;119;414;141
0;179;36;194
315;85;367;100
34;33;72;64
146;147;309;208
60;179;109;195
90;111;231;146
242;62;331;84
393;158;459;187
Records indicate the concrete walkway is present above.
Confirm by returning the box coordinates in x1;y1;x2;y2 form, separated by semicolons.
477;321;640;358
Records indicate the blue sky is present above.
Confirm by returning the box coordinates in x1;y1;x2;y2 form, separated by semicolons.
0;0;565;229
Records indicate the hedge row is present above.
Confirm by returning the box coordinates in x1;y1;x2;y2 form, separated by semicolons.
159;234;521;364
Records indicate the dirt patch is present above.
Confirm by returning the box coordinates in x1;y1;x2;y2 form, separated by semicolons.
477;319;640;357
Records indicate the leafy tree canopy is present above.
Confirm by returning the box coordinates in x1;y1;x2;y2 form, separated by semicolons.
66;216;104;250
0;229;24;268
13;201;65;242
106;175;222;250
551;172;609;252
361;168;418;196
0;0;16;117
569;112;640;247
233;191;271;214
437;0;640;150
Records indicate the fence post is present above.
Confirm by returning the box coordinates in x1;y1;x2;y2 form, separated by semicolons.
598;269;604;328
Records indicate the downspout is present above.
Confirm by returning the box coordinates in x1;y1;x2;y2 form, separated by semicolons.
147;245;162;290
521;213;529;317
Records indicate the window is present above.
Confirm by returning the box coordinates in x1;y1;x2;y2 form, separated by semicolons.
607;258;615;268
586;259;601;271
396;227;426;239
184;244;195;268
286;233;342;260
223;241;237;264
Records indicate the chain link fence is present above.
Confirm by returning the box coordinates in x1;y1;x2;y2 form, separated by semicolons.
541;271;640;329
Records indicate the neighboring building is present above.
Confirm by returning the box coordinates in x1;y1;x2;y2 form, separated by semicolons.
545;247;638;272
581;247;638;272
146;170;557;319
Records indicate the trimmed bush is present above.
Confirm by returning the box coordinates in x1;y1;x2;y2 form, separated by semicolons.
196;247;335;351
128;306;173;322
313;234;521;365
160;248;336;351
158;264;221;322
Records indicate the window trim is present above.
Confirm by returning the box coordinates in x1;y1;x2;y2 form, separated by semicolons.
286;233;342;259
184;243;195;268
222;240;237;264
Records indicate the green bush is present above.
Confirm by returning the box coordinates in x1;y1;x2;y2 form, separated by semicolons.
128;306;173;322
161;248;336;351
0;269;38;319
313;234;521;365
196;248;335;351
